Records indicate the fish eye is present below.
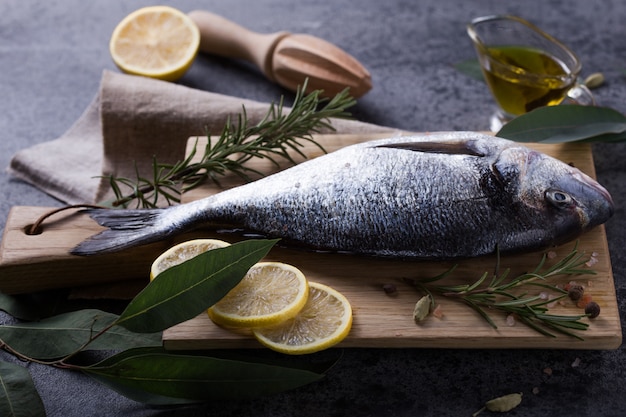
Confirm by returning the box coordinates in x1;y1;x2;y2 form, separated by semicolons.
546;190;573;208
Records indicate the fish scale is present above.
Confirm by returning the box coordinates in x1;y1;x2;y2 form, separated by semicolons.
72;132;614;259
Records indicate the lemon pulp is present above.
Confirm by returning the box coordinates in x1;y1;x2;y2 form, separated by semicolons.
252;282;353;355
109;6;200;81
208;262;309;328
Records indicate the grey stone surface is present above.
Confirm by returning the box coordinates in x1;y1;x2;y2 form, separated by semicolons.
1;0;625;415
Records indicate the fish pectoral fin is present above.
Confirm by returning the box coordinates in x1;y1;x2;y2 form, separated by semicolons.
376;140;485;157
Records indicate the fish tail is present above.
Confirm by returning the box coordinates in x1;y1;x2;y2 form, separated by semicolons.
71;206;188;256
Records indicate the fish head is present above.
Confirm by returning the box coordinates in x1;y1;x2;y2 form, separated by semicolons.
492;145;614;244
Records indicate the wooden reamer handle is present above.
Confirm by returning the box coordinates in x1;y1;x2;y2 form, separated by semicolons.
188;10;289;80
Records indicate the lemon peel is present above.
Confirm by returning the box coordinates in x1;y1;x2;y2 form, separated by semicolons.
150;239;230;280
109;6;200;81
252;281;353;355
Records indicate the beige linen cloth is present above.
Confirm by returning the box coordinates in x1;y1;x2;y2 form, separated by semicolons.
8;70;396;205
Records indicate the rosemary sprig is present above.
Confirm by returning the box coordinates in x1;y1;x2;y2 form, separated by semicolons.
103;82;356;208
409;243;597;339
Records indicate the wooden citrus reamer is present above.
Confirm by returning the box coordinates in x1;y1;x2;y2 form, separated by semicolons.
188;10;372;98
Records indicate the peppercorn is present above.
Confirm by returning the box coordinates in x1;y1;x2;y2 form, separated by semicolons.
577;293;593;308
568;284;584;301
585;301;601;319
382;283;397;295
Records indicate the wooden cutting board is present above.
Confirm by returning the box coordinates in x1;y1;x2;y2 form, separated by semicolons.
0;133;620;349
164;134;621;350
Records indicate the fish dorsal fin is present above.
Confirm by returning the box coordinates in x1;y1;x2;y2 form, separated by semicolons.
376;140;485;157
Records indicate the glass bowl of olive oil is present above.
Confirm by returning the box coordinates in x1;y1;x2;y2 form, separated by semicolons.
467;15;594;131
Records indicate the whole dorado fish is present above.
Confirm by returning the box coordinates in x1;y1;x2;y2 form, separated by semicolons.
72;132;614;259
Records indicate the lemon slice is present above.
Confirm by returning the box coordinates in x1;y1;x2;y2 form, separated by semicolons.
109;6;200;81
208;262;309;328
252;282;353;355
150;239;230;280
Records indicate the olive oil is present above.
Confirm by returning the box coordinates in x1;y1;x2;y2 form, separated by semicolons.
482;46;574;116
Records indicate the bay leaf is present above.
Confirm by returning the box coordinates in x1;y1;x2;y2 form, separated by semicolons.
485;392;523;412
0;361;45;417
0;293;41;321
454;59;484;82
83;347;329;405
0;290;70;321
116;239;278;333
0;309;161;360
496;105;626;143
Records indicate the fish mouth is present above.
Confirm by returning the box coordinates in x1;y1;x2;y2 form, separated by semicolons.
571;171;614;228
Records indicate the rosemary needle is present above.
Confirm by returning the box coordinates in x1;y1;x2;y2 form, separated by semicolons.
408;243;597;339
102;82;356;208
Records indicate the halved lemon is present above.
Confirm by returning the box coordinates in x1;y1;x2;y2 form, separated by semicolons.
109;6;200;81
208;262;309;329
150;239;230;280
252;282;353;355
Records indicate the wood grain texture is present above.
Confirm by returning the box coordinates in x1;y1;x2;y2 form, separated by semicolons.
0;206;173;293
164;133;621;350
0;206;229;294
0;133;619;348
